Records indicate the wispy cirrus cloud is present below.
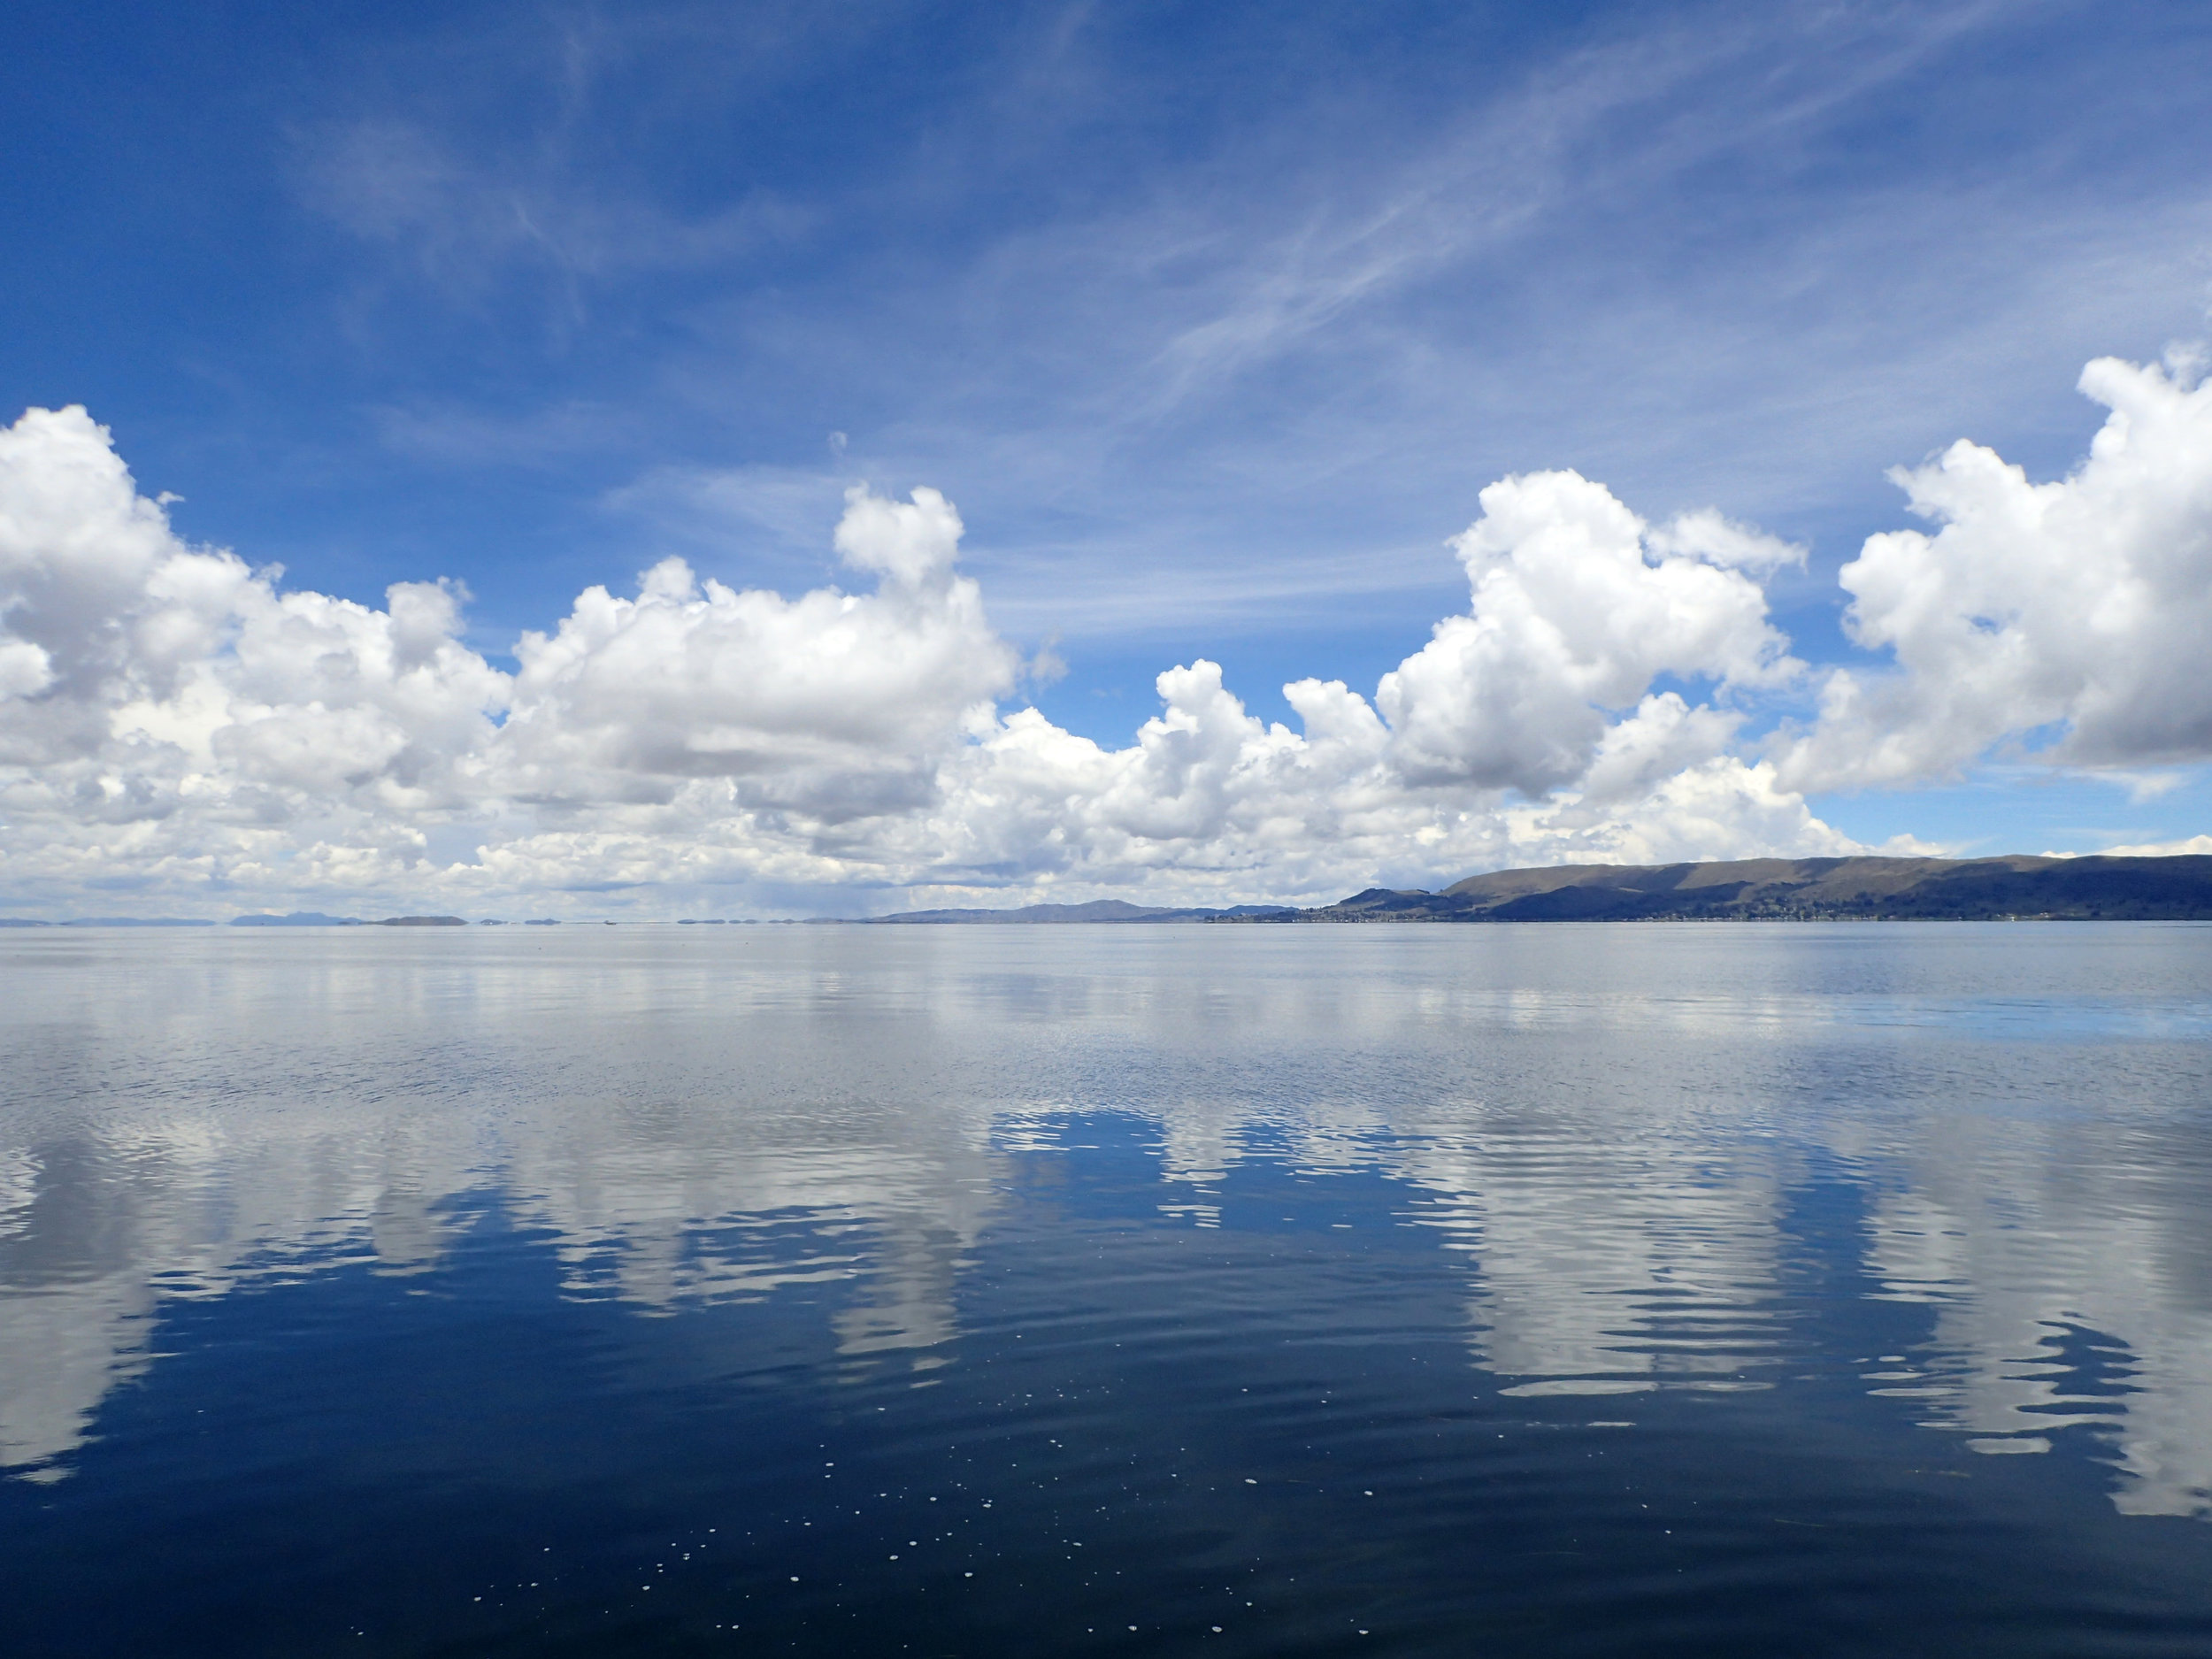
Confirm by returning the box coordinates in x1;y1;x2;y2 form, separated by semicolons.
245;0;2212;692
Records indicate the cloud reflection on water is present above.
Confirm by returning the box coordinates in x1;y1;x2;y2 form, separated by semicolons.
0;925;2207;1520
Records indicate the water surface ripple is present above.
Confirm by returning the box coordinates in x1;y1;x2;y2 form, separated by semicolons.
3;923;2209;1656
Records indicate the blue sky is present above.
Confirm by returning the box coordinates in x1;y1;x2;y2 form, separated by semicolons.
4;0;2212;914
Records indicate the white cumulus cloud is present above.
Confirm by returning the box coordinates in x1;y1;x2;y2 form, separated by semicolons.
493;487;1015;817
4;355;2209;917
1777;355;2212;790
1377;469;1798;795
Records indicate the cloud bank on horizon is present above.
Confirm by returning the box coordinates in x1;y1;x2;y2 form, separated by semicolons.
4;353;2210;917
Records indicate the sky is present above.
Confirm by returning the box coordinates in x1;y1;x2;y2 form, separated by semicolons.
4;0;2212;918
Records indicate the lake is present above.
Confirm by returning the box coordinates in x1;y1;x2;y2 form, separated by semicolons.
3;923;2210;1656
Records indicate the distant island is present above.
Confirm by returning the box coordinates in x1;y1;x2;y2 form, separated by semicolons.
229;913;468;926
861;855;2212;925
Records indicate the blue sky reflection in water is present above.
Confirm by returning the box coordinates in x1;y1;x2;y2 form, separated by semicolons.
4;924;2212;1656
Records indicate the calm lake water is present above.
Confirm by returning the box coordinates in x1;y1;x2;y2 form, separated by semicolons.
4;923;2211;1657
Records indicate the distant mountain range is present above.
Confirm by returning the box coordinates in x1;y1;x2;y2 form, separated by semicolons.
859;899;1295;924
1312;855;2212;921
865;855;2212;924
3;913;470;928
1241;854;2212;922
8;857;2208;929
0;917;215;927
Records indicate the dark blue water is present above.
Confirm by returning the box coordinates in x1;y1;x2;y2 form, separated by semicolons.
4;924;2210;1656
